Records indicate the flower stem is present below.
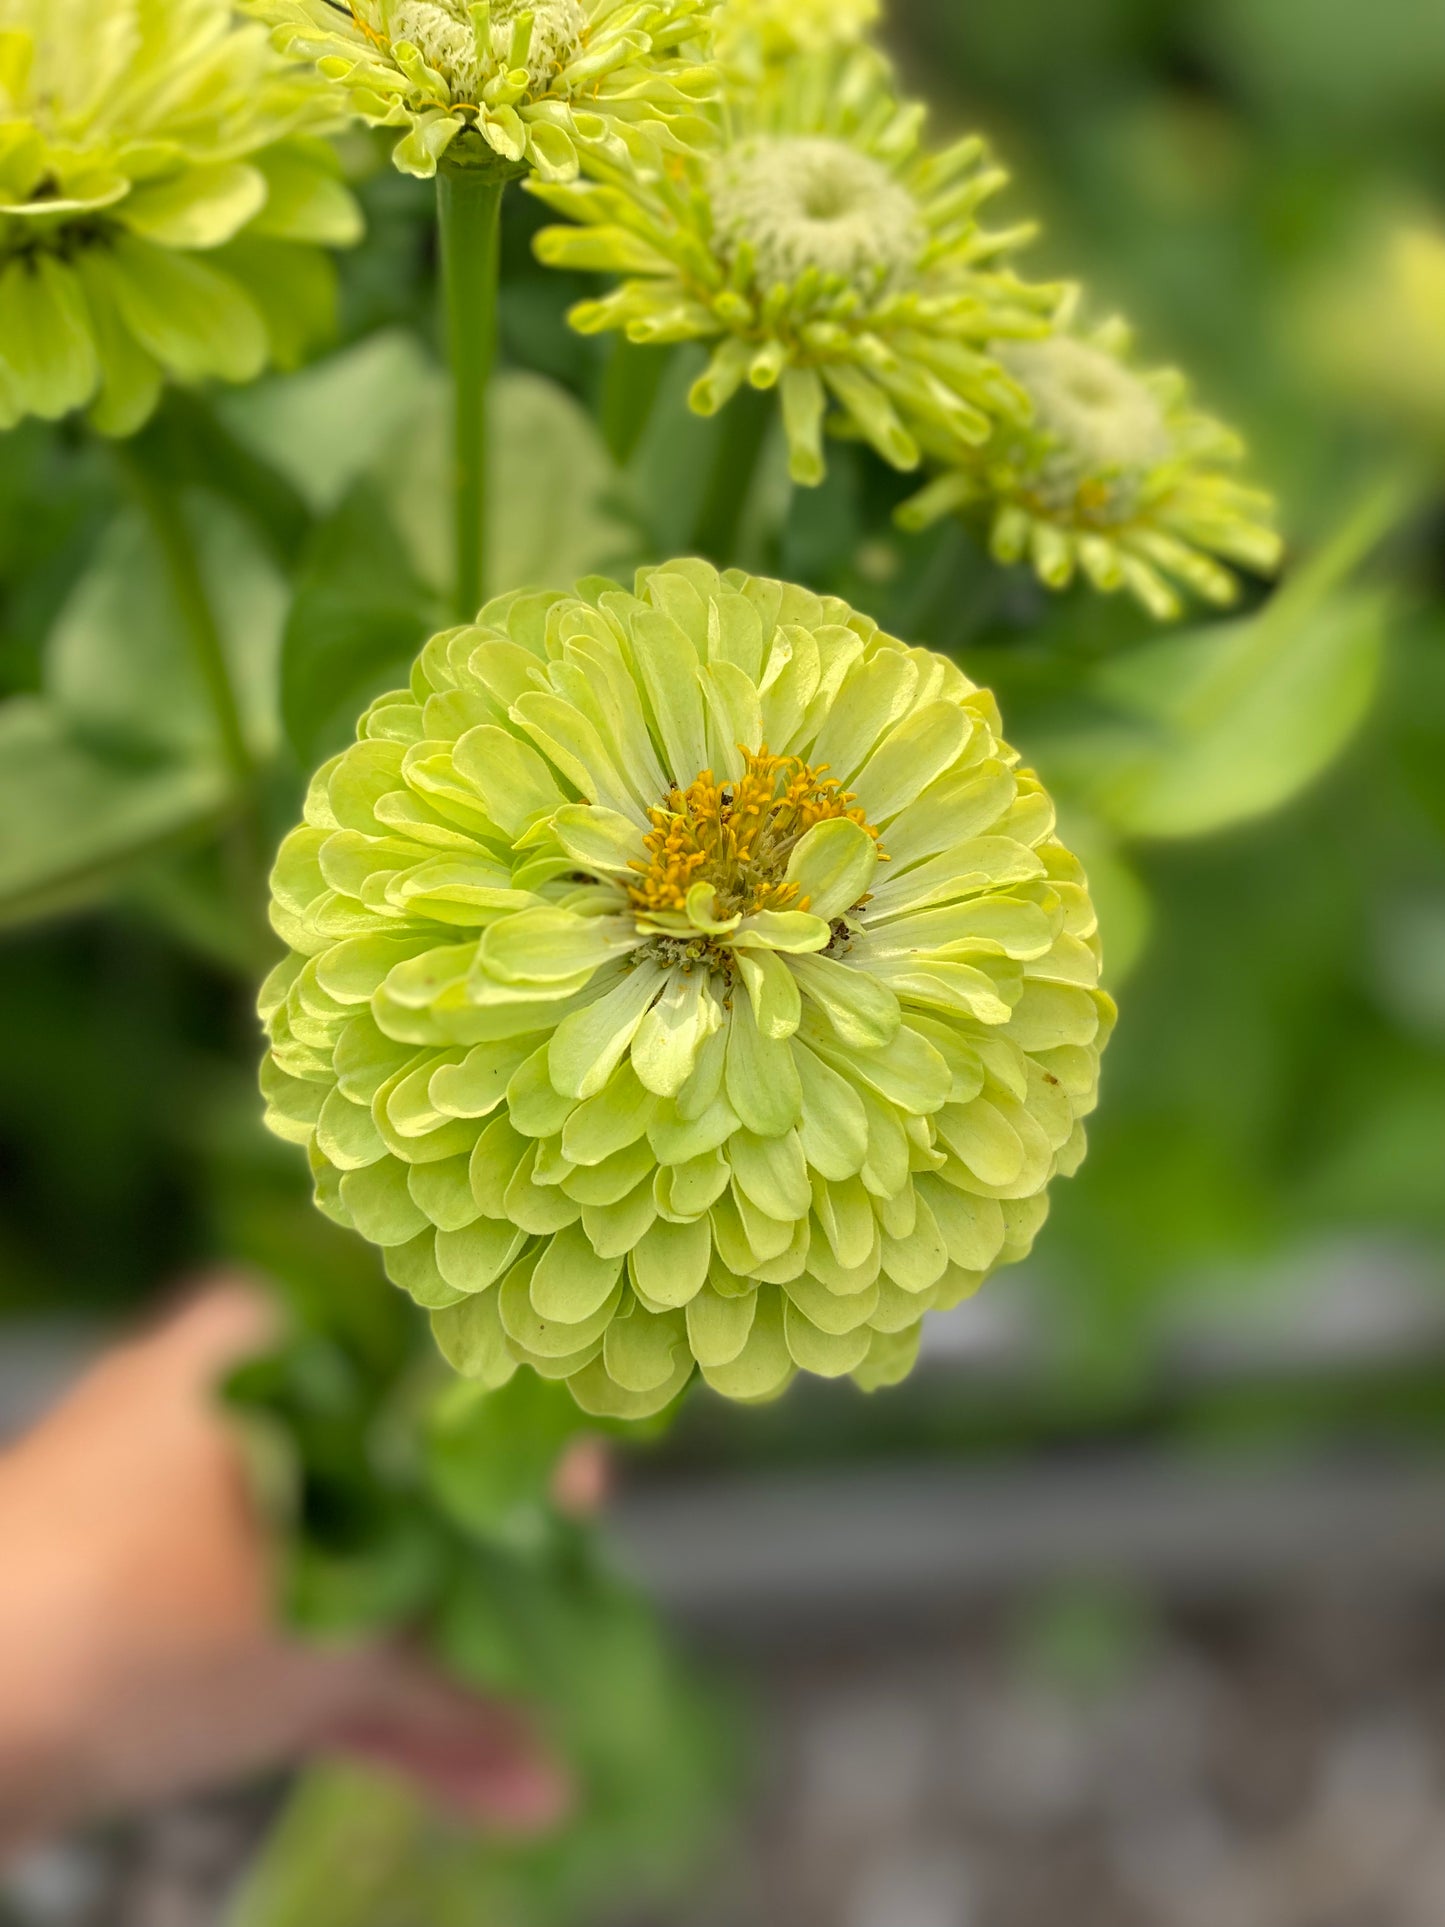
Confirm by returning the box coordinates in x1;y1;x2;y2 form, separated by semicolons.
691;386;773;566
438;164;508;623
601;338;671;467
117;440;253;795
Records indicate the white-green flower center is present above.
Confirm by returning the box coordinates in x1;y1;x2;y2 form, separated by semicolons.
489;0;587;84
386;0;584;95
709;136;922;290
387;1;482;94
1004;338;1171;477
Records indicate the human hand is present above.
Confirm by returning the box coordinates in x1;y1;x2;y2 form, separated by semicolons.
0;1281;580;1860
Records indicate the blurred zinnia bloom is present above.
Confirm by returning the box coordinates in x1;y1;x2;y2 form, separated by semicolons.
0;0;361;435
715;0;881;72
899;315;1283;619
261;561;1112;1417
531;46;1058;485
251;0;718;181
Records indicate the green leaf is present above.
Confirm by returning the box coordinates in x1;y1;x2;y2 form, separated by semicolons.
218;330;439;515
280;480;440;765
385;367;640;596
223;337;639;599
0;698;225;929
1067;489;1403;841
46;495;286;762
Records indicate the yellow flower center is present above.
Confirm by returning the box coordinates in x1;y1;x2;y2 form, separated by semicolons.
627;748;882;920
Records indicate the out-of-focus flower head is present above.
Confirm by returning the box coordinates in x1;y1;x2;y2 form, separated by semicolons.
900;307;1283;620
530;45;1059;486
715;0;881;74
260;560;1112;1419
249;0;719;181
0;0;362;436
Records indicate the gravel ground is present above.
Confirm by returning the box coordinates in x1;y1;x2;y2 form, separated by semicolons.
10;1586;1445;1927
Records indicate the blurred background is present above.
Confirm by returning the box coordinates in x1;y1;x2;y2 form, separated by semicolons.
4;0;1445;1922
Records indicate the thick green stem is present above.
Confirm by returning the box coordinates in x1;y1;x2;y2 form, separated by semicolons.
437;165;507;623
690;386;774;566
118;441;253;793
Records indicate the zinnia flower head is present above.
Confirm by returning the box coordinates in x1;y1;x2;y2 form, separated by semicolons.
260;560;1113;1419
250;0;719;181
715;0;881;73
0;0;361;436
530;46;1059;486
899;311;1284;620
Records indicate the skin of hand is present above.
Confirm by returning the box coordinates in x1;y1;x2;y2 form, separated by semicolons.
0;1281;587;1862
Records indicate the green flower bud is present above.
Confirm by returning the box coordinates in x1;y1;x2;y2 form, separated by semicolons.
261;561;1114;1419
0;0;362;437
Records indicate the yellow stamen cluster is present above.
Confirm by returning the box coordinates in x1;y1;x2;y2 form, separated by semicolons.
628;748;881;918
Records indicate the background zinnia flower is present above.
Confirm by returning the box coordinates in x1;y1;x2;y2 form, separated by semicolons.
261;560;1113;1419
715;0;882;72
899;314;1284;619
251;0;719;181
530;44;1060;485
0;0;361;436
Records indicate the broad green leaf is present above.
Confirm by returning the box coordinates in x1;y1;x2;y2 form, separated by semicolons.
46;496;286;763
280;481;440;765
0;698;225;929
1070;491;1402;840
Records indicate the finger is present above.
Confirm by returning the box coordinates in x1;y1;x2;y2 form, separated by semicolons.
319;1651;572;1835
552;1435;611;1517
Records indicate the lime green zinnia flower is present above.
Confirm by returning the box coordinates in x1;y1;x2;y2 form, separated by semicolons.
0;0;361;436
260;560;1112;1419
899;314;1283;620
250;0;718;181
530;47;1057;485
716;0;880;72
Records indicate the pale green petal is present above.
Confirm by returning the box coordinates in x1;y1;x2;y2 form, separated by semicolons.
700;1288;795;1400
567;1349;694;1420
435;1218;528;1294
338;1157;429;1246
736;947;801;1041
790;953;901;1049
500;1253;623;1359
551;803;644;873
785;818;878;923
560;1063;656;1166
686;1282;758;1368
853;701;972;822
482;908;639;985
728;1128;811;1222
724;997;803;1137
549;961;667;1099
431;1289;517;1388
632;971;721;1097
603;1303;688;1393
852;1325;923;1394
530;1223;623;1322
119;162;267;250
629;1214;711;1310
783;1301;872;1378
0;255;98;420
